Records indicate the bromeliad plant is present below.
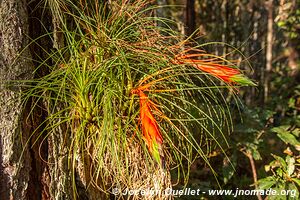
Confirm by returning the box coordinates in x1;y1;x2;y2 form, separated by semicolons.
22;0;255;199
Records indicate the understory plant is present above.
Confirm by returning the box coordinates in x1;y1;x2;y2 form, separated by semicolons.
21;0;255;199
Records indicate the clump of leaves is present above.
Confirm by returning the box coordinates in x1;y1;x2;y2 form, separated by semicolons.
20;0;255;199
257;125;300;199
275;0;300;39
258;153;300;200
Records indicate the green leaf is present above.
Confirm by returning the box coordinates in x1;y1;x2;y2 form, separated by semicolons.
292;178;300;188
287;182;299;199
265;164;271;172
292;128;300;137
272;126;290;133
269;187;286;200
288;98;296;108
244;142;262;160
286;156;295;177
276;168;284;177
272;127;300;147
258;177;276;190
277;21;286;28
272;154;287;169
278;132;300;147
252;149;262;160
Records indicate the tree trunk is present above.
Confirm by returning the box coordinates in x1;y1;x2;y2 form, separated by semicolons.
264;0;273;103
0;0;33;199
185;0;196;36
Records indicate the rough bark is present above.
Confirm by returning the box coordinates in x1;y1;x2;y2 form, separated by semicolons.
48;116;73;200
0;0;33;199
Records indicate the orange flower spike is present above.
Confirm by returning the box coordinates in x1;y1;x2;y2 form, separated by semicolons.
174;54;256;86
137;90;164;165
195;63;239;80
139;91;163;144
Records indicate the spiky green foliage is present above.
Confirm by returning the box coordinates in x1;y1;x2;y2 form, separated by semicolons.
20;0;254;199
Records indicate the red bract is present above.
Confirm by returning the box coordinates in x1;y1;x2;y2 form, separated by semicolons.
174;53;256;86
131;88;164;165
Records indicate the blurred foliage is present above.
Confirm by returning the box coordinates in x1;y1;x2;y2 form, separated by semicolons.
276;0;300;40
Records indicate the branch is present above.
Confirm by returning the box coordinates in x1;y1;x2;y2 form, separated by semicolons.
241;150;263;200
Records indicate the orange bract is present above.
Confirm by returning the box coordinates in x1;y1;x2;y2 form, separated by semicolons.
173;51;255;86
138;90;163;148
132;86;163;164
139;91;163;145
187;59;240;83
174;53;239;83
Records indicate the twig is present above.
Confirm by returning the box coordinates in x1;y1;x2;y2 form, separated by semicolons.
241;150;263;200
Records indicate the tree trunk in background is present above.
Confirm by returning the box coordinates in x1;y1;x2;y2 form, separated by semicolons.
221;0;228;58
264;0;273;103
185;0;196;36
0;0;33;199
